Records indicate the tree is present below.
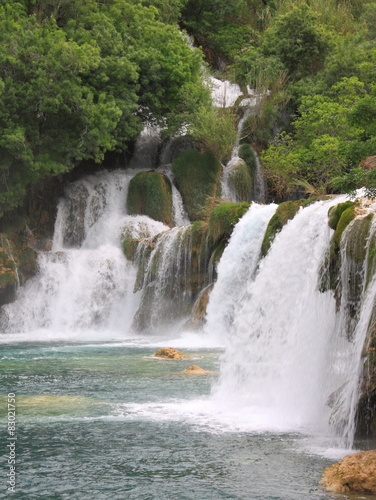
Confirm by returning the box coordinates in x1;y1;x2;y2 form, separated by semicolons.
262;5;330;79
0;1;209;216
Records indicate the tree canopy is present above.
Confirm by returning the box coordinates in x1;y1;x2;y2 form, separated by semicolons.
0;0;209;216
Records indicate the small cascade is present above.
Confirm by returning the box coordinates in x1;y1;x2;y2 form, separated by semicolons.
220;99;266;204
159;168;190;226
221;107;253;202
132;225;195;332
208;196;375;445
210;77;252;108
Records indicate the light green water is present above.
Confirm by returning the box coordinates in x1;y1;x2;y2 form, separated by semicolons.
0;340;373;500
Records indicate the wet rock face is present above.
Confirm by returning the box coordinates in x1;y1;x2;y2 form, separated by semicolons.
0;229;38;307
357;308;376;438
321;450;376;494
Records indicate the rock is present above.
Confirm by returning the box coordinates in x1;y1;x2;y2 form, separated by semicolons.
154;348;188;360
359;156;376;170
172;150;222;221
321;450;376;494
179;365;215;375
127;171;173;226
188;284;213;329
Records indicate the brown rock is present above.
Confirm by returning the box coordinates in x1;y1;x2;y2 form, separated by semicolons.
154;348;187;360
321;450;376;494
359;156;376;170
179;365;216;375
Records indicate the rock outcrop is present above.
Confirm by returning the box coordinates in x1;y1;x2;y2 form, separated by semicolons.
321;450;376;494
179;365;216;375
154;348;188;360
127;171;173;226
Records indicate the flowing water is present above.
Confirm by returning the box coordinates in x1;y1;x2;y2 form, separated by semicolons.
1;161;376;497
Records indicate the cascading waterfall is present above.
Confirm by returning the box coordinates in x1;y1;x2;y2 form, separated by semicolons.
204;203;277;342
208;197;376;447
0;170;168;336
220;96;266;204
132;224;205;332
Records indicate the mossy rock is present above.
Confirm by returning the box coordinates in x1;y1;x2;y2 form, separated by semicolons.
228;159;253;202
328;201;356;230
172;150;222;221
332;205;357;249
261;199;314;256
127;171;173;226
345;214;373;264
122;238;142;262
208;202;250;242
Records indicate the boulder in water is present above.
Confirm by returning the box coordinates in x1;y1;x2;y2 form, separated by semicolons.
154;348;187;360
179;365;216;375
321;450;376;494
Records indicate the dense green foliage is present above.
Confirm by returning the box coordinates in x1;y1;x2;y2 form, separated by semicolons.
172;150;222;220
127;171;173;226
182;0;375;201
0;0;209;217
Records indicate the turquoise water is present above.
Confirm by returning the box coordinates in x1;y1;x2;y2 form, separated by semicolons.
0;340;371;500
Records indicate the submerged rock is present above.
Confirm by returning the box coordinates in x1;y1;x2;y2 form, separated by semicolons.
179;365;216;375
321;450;376;494
154;348;188;360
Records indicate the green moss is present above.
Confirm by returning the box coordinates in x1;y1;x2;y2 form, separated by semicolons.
208;202;250;242
367;233;376;288
122;238;141;262
332;205;356;248
127;171;173;226
345;214;373;263
328;201;356;230
172;150;222;221
228;160;253;202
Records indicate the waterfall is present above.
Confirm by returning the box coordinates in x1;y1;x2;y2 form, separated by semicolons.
204;203;277;341
0;170;167;335
132;225;198;332
208;196;375;446
220;98;266;204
